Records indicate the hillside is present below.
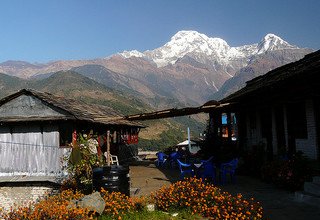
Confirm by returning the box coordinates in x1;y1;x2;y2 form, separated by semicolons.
0;71;206;150
0;73;30;98
211;48;312;100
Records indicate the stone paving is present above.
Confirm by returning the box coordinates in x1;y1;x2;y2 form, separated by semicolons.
129;162;320;220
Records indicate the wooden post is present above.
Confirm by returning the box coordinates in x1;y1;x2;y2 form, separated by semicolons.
106;130;111;166
97;135;101;157
113;131;117;143
227;112;232;144
72;129;77;147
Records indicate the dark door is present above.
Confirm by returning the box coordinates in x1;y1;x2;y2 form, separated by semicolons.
261;108;273;161
314;98;320;161
275;106;286;156
286;101;308;157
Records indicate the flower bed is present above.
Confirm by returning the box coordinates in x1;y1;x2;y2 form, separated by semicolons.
100;188;146;218
0;190;93;220
152;177;263;219
1;178;263;219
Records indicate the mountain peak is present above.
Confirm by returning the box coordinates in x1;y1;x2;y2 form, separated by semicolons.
170;30;227;46
143;30;230;67
257;33;298;54
118;31;303;68
171;30;208;41
118;50;145;58
264;33;282;40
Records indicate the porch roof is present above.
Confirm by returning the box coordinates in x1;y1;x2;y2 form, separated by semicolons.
124;100;221;121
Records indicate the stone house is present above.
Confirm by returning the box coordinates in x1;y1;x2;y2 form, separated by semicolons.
206;50;320;160
0;89;142;210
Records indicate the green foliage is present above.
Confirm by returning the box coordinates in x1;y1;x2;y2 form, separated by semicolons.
65;134;103;192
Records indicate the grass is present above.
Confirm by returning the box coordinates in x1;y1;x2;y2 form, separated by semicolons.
98;209;204;220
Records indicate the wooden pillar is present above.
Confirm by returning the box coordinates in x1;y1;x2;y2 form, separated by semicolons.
213;111;222;146
227;112;232;144
72;129;77;147
106;130;111;166
97;136;102;157
210;113;216;141
235;111;243;151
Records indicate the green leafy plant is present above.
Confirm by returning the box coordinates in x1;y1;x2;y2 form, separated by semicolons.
64;134;104;192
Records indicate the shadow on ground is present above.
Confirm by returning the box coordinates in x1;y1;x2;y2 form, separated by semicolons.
129;160;180;196
129;160;320;220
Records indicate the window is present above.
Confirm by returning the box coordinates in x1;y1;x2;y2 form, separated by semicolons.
59;123;73;147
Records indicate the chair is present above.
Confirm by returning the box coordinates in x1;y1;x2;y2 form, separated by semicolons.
219;158;238;184
201;156;214;164
104;152;119;165
110;154;119;165
177;159;194;180
156;152;168;168
168;151;181;168
198;156;216;182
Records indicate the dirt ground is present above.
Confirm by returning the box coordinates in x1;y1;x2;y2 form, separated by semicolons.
130;161;179;196
129;161;320;220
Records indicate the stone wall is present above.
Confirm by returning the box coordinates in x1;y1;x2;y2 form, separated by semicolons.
0;182;59;211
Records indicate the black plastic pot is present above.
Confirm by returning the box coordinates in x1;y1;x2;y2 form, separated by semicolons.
92;165;130;196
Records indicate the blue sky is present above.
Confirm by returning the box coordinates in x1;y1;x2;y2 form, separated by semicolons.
0;0;319;63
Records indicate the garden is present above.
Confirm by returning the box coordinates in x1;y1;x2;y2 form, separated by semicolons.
0;133;265;219
0;177;263;220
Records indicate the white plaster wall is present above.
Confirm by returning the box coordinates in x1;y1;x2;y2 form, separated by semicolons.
0;124;68;175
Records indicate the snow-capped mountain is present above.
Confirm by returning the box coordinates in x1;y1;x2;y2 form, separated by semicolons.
119;31;300;69
0;30;313;106
119;50;145;59
256;33;298;54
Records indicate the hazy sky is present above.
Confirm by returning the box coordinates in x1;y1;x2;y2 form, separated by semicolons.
0;0;319;63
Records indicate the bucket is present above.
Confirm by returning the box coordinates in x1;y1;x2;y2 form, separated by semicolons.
92;165;130;196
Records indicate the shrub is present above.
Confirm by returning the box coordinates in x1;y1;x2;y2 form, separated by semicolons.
261;152;312;191
151;177;263;219
66;133;104;193
0;190;94;220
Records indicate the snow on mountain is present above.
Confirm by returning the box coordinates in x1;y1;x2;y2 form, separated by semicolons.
119;50;145;58
119;31;299;68
143;31;232;67
256;33;298;54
